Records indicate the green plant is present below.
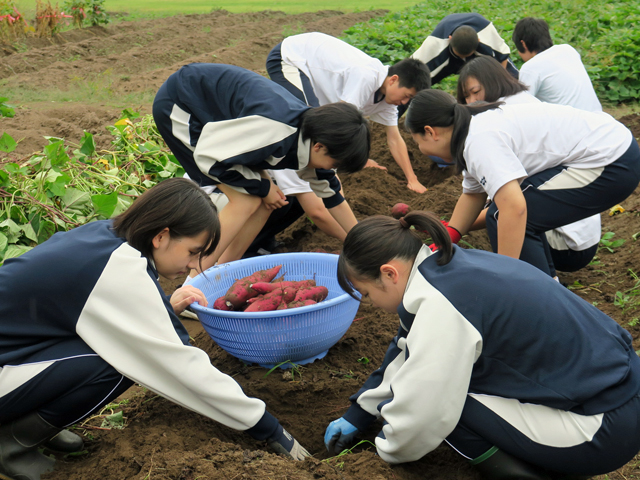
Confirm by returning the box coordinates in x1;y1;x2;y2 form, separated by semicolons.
323;439;377;468
599;231;626;253
0;97;15;117
0;112;184;264
357;356;369;365
263;360;304;381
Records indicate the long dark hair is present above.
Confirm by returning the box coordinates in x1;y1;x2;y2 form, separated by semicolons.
300;102;370;174
457;56;529;104
112;178;220;265
405;89;502;172
337;211;452;300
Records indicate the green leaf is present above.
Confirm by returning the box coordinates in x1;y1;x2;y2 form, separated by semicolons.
100;411;125;429
0;133;17;153
2;244;32;261
91;192;118;218
61;188;91;213
79;131;96;157
44;140;71;167
20;223;37;243
0;232;8;252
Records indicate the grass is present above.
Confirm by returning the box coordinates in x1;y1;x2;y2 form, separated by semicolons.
14;0;416;18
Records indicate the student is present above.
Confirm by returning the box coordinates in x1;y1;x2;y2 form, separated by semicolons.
324;212;640;479
0;179;310;480
456;56;601;275
411;13;518;86
512;17;602;112
402;89;640;276
267;32;431;194
152;63;370;276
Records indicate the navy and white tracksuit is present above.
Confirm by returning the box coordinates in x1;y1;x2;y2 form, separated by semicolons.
0;220;280;440
343;245;640;475
152;63;344;209
411;13;518;84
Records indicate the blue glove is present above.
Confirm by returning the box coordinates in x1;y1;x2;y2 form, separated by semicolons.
267;424;310;461
324;417;359;454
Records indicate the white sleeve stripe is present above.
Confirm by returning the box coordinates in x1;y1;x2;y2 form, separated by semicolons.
65;374;128;428
170;104;195;152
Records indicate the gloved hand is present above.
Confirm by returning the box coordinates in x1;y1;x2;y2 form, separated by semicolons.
324;417;359;454
267;425;311;461
428;225;462;251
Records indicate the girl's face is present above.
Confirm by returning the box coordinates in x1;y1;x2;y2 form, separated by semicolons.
411;126;453;162
463;76;485;104
308;142;337;170
152;228;210;279
349;263;408;314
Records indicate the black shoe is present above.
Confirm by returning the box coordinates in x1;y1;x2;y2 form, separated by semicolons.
43;429;84;454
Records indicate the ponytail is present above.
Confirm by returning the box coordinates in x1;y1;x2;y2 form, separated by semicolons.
337;211;453;299
405;89;502;173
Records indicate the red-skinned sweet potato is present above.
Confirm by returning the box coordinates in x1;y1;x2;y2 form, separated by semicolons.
244;291;284;312
391;203;410;219
213;296;232;311
224;265;283;308
246;287;297;306
250;279;316;295
287;299;317;309
293;286;328;303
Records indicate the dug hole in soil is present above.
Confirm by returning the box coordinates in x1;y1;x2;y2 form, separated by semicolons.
2;9;640;480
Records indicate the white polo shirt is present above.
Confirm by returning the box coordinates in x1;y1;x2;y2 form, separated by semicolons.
461;102;631;199
519;44;602;112
280;32;398;126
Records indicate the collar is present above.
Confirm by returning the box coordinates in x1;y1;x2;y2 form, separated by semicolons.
374;88;386;104
147;257;160;280
296;135;311;169
405;244;433;295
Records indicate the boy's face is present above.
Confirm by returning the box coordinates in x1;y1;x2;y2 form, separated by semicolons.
385;75;417;106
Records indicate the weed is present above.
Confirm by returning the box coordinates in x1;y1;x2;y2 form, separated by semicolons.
264;360;304;381
282;23;305;38
629;317;639;327
599;232;626;253
323;439;377;468
0;97;15;117
357;357;369;365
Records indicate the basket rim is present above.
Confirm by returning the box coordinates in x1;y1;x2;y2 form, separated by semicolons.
189;252;358;318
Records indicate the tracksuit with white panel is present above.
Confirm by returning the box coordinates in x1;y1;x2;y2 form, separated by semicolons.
152;63;344;209
411;13;518;84
0;220;281;440
266;32;399;127
464;102;639;275
343;245;640;474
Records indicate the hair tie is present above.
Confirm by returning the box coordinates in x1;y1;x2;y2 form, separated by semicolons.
399;217;409;229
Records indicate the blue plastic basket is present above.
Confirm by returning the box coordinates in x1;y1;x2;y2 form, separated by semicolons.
189;253;360;368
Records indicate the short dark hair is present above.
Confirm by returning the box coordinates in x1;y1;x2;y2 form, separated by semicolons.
337;212;453;300
512;17;553;54
300;102;370;174
388;58;432;91
405;89;501;172
112;178;220;262
457;56;528;103
451;26;479;56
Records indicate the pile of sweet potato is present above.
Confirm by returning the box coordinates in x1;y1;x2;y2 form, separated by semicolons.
213;265;329;312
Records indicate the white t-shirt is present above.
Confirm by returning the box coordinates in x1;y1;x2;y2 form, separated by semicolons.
519;44;602;113
461;102;632;199
267;169;313;196
497;93;601;251
280;32;398;126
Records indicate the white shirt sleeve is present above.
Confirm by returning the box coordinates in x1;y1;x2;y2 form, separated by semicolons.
76;243;266;431
518;64;542;97
375;271;483;464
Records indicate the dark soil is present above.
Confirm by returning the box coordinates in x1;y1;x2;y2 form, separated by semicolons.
2;9;639;480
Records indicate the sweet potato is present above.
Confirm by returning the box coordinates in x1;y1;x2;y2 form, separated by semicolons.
224;265;283;308
293;286;328;303
244;291;284;312
287;299;317;309
246;287;297;306
213;296;232;311
250;279;316;295
391;203;410;219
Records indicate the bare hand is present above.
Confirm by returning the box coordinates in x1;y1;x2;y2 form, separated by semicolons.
407;179;427;194
170;285;208;316
263;183;289;211
365;158;388;171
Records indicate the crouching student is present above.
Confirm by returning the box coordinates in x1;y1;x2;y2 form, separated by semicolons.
325;212;640;479
152;63;370;278
404;89;640;276
0;179;310;480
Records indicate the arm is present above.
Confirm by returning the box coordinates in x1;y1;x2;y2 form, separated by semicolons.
296;192;348;240
386;125;427;194
493;180;527;259
374;284;483;464
76;245;271;432
448;192;488;236
327;201;358;235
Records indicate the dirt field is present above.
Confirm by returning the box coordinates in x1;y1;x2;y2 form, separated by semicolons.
2;9;640;480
